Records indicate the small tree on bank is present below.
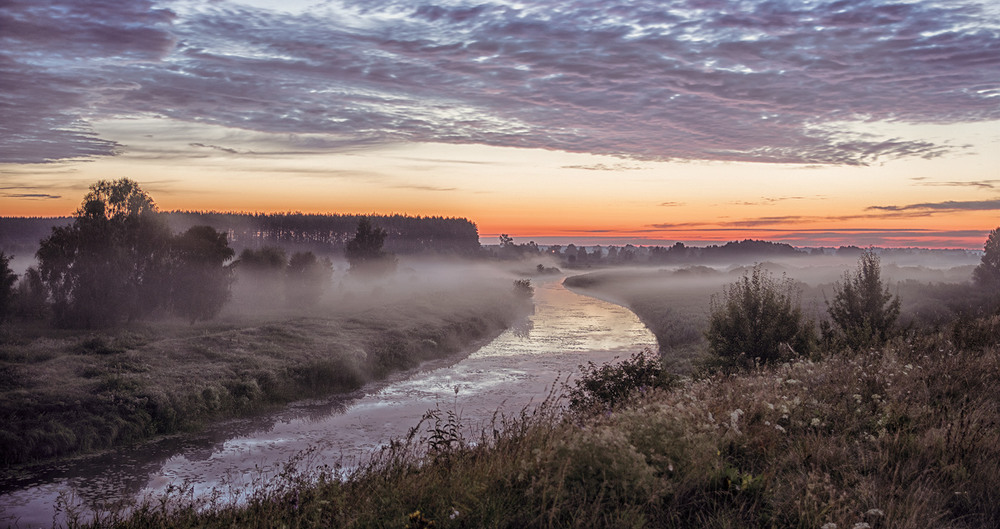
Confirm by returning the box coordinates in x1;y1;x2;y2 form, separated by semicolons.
827;248;900;350
706;264;812;370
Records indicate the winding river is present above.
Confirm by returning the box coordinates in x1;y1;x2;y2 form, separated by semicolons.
0;277;655;527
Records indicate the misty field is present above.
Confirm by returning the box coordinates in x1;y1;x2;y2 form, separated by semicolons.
0;267;531;467
31;248;997;528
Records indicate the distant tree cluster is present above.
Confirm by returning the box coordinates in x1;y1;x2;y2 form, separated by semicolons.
491;238;808;267
234;245;333;306
28;179;236;327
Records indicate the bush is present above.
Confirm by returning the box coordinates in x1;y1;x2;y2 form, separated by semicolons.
512;279;534;299
567;349;676;412
705;264;812;370
827;248;900;349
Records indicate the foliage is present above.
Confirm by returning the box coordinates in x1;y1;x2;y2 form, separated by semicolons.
237;246;288;272
973;226;1000;292
706;264;812;369
170;226;235;323
158;210;482;255
827;248;901;349
285;251;333;307
36;178;173;328
345;218;397;275
13;266;48;319
512;278;534;299
0;251;16;323
567;349;676;412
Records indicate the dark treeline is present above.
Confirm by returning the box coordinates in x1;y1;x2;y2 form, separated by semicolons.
162;211;481;255
496;235;978;268
0;211;481;259
0;216;73;257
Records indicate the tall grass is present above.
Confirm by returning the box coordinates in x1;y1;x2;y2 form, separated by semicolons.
68;314;1000;528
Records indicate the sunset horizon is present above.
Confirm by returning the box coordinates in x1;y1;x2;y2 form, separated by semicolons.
3;0;998;250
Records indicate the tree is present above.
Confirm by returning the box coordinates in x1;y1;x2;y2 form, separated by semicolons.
345;218;396;275
706;264;812;369
0;252;17;323
170;226;235;323
286;251;332;306
13;266;47;320
973;227;1000;291
827;248;900;349
234;246;288;305
36;178;172;327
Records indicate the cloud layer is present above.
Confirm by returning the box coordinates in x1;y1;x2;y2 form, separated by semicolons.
3;0;999;164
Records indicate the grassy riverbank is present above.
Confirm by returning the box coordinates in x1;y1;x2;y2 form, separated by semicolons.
65;314;1000;528
0;281;530;467
563;268;719;372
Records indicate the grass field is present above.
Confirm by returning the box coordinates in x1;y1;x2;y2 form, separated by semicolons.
0;276;530;467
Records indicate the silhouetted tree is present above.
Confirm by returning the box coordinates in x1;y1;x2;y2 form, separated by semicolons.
0;252;16;323
234;246;288;305
706;264;812;369
170;226;235;323
237;246;288;272
36;178;172;327
827;249;900;349
346;218;396;275
286;251;332;306
973;227;1000;291
13;266;47;320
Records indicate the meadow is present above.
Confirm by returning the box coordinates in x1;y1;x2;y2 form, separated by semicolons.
0;265;531;467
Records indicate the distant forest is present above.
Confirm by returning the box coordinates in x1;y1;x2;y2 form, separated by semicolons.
0;212;482;257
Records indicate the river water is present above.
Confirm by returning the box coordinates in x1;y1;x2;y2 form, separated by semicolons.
0;278;655;527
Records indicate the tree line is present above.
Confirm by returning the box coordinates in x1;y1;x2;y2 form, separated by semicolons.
0;179;400;328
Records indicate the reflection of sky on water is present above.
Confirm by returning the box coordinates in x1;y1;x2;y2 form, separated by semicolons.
1;279;655;527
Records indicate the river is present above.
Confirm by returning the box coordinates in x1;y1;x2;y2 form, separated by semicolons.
0;277;655;527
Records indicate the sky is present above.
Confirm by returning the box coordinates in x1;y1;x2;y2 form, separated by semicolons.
1;0;998;249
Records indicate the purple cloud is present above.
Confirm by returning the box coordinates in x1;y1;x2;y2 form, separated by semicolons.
2;0;998;165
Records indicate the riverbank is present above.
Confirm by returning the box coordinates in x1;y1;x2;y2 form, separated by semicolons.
61;312;1000;528
563;269;720;373
0;281;530;468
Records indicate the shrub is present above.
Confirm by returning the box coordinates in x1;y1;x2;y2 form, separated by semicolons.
512;279;534;299
827;248;900;349
705;264;812;369
567;349;675;411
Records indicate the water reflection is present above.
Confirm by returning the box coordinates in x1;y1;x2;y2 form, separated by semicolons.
0;278;655;527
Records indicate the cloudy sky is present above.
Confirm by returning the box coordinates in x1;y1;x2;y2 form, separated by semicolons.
1;0;998;248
